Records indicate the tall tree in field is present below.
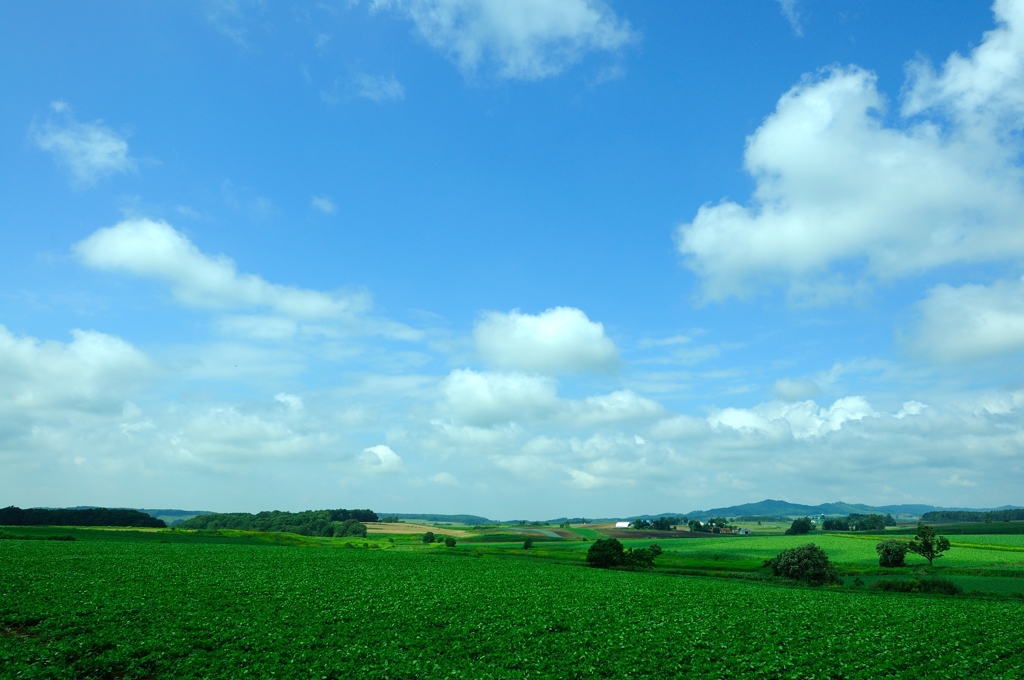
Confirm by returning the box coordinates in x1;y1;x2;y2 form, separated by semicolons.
907;522;951;566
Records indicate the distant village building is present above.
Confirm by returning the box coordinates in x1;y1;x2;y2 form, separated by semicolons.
614;521;630;529
737;528;752;535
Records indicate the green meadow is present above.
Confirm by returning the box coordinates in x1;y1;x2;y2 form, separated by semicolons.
3;526;1024;678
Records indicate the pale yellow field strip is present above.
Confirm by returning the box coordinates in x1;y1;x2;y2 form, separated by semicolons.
365;522;471;537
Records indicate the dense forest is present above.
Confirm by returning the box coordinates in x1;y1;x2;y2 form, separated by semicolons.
179;509;377;537
0;506;166;528
921;509;1024;522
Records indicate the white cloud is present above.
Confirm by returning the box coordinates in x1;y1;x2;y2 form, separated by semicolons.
311;195;337;214
360;444;405;473
431;471;458;485
34;106;135;187
676;1;1024;302
474;307;619;374
353;73;405;102
708;396;876;440
74;218;370;320
440;369;559;426
566;390;664;426
0;325;151;414
274;393;304;411
912;277;1024;362
777;0;803;37
896;401;928;419
373;0;636;80
772;378;820;401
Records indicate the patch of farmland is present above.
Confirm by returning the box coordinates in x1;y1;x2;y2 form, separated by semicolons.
3;540;1024;678
364;522;470;536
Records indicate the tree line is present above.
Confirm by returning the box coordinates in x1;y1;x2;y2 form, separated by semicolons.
821;513;895;531
180;509;377;537
921;509;1024;522
0;506;165;528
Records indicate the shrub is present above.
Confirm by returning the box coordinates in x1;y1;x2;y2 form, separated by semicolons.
784;517;813;535
444;536;456;548
422;531;435;544
587;538;625;568
876;540;908;567
764;544;842;585
648;544;663;557
523;538;534;550
870;578;962;595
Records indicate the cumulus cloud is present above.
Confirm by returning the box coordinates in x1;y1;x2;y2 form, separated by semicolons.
912;277;1024;362
0;325;151;414
708;396;876;440
437;369;663;429
474;307;619;374
74;218;370;320
360;444;405;473
440;369;559;426
676;1;1024;302
353;73;405;102
373;0;636;80
34;103;135;187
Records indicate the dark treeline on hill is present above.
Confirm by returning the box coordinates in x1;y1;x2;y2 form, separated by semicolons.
922;509;1024;522
0;506;165;528
822;513;895;531
180;509;377;537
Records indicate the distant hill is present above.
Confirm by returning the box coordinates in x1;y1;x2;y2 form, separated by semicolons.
626;499;1023;521
383;513;494;525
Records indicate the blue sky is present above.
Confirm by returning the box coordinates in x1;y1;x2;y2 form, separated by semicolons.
2;0;1023;517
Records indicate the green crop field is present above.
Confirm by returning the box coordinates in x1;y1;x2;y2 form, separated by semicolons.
3;529;1024;679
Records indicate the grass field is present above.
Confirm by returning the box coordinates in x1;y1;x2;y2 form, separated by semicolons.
3;527;1024;678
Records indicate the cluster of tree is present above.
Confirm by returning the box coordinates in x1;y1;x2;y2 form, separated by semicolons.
921;509;1024;522
0;506;165;528
874;524;951;567
421;531;456;547
784;517;814;535
764;544;842;585
822;513;895;531
378;515;401;523
586;538;662;569
629;517;679;531
179;509;376;537
688;517;729;533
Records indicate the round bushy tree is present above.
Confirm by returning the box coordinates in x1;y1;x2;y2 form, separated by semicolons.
876;539;909;567
444;536;456;548
784;517;814;535
422;531;435;544
765;543;842;585
523;538;534;550
587;538;625;568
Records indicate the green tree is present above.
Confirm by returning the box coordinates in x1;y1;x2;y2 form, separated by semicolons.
333;520;367;538
650;517;676;531
630;518;651;530
764;544;842;585
444;536;456;547
875;539;909;567
784;517;814;535
586;538;625;568
907;522;951;566
422;531;435;544
522;538;534;550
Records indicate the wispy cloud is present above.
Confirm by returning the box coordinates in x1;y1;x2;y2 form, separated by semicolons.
353;73;406;103
777;0;803;37
372;0;637;81
33;102;135;188
311;195;337;214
